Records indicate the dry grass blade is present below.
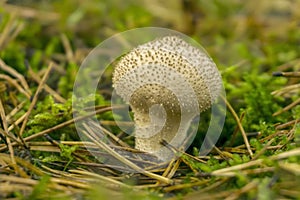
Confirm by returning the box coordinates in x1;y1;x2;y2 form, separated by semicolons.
0;96;28;149
6;100;26;123
161;140;207;164
3;4;59;21
228;111;245;147
61;34;75;63
26;106;115;140
224;180;258;200
0;175;39;186
0;14;23;50
28;67;66;103
183;190;240;200
162;158;181;179
223;96;253;157
0;184;34;194
87;120;130;148
272;71;300;77
0;175;85;193
0;97;19;175
252;138;275;160
0;106;115;151
0;128;21;145
8;112;26;132
69;169;132;189
50;177;91;189
271;83;300;96
0;153;44;176
164;179;211;193
182;178;229;200
278;162;300;176
211;147;300;176
279;189;300;199
81;123;173;184
0;58;30;95
19;62;54;136
275;119;300;130
0;74;30;99
272;70;300;116
273;97;300;116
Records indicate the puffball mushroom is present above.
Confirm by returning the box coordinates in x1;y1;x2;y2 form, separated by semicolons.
112;36;222;156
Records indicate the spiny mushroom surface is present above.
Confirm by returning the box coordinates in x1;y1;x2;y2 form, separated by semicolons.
112;36;222;157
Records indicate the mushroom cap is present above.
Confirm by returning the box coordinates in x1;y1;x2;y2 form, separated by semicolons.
112;36;221;113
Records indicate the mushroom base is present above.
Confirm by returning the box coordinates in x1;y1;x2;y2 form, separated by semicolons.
134;111;181;153
128;84;198;160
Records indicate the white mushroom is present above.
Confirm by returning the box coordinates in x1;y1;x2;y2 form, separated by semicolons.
112;36;222;156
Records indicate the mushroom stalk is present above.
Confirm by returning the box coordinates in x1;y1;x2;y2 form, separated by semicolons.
130;84;182;152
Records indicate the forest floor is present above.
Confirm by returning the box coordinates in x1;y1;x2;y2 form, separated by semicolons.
0;1;300;199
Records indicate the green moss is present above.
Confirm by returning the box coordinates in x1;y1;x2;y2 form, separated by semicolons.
26;96;73;138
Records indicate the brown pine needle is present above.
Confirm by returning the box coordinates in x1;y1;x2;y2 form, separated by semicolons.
3;4;59;22
0;58;31;95
228;111;245;147
69;169;132;189
87;120;130;148
275;119;300;130
278;162;300;176
0;98;17;174
8;112;26;132
61;34;75;63
183;178;229;199
19;62;53;136
0;74;31;99
165;159;181;179
224;180;258;200
164;179;210;193
272;71;300;77
273;97;300;116
271;83;300;96
252;138;275;160
23;106;114;142
0;106;124;151
211;147;300;176
81;124;173;184
6;100;26;123
222;96;253;157
28;67;66;103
